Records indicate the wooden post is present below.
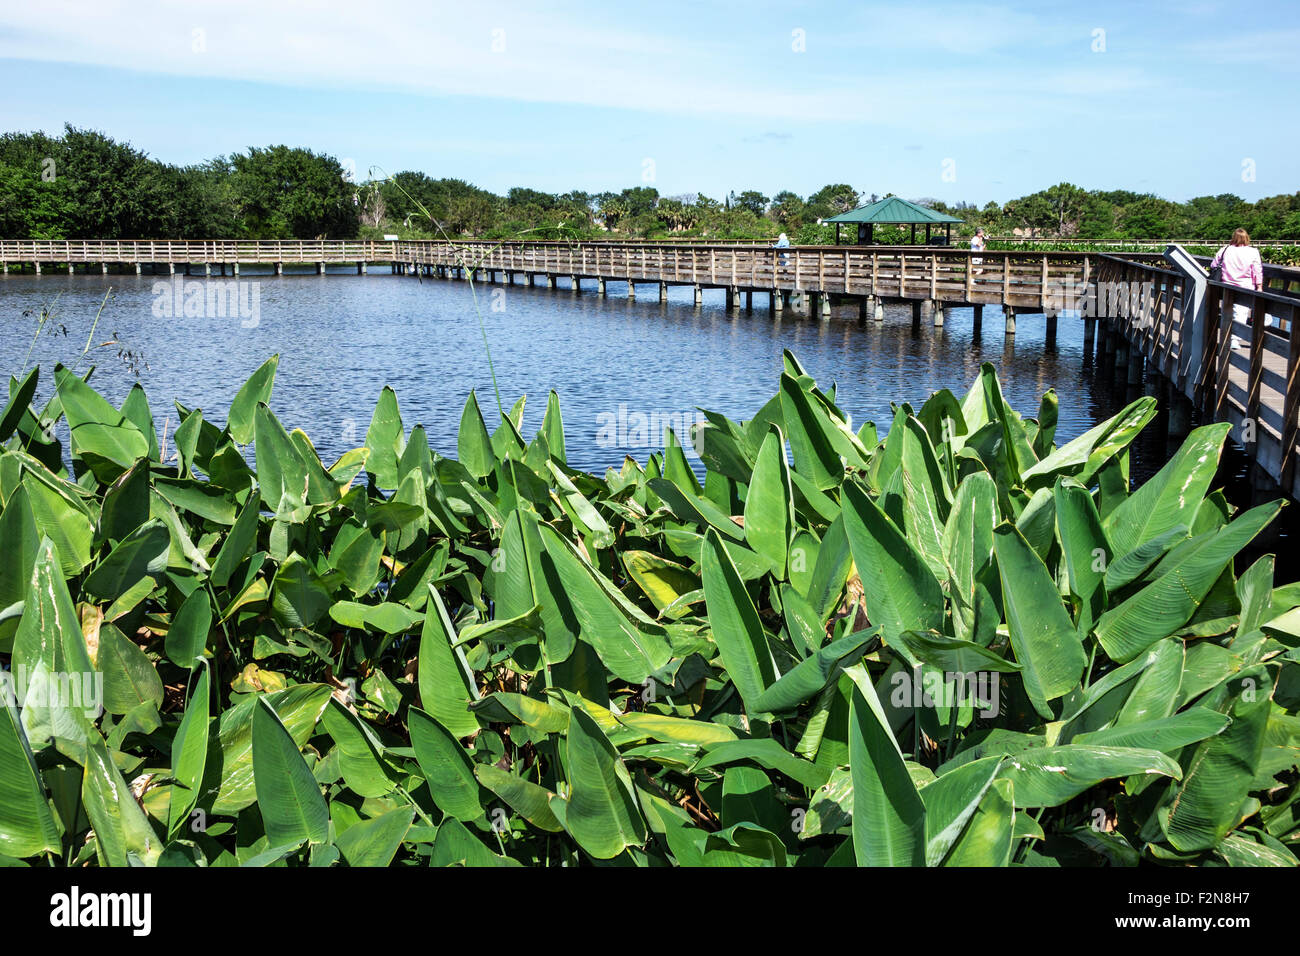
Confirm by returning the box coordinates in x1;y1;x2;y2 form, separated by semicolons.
1246;292;1267;455
972;304;983;334
1004;307;1016;336
1127;345;1144;388
911;299;922;331
1278;301;1300;490
694;284;702;307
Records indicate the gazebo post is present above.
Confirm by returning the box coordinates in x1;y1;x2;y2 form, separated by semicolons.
868;224;874;245
946;224;951;243
925;224;932;245
910;223;917;244
835;223;841;245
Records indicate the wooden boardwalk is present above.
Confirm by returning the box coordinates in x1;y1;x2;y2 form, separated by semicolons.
1095;254;1300;499
0;238;1167;329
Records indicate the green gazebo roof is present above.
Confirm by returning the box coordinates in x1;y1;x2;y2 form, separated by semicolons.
822;196;962;225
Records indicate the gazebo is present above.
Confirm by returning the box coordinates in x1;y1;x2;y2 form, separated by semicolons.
822;196;963;245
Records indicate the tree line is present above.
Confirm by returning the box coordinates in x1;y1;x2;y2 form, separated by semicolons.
3;125;1298;244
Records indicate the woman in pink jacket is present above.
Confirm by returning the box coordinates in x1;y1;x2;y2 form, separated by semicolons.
1210;228;1266;347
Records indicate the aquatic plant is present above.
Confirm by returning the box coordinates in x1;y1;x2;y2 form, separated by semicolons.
0;351;1297;867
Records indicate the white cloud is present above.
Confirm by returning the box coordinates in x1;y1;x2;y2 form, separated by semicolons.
0;0;1170;133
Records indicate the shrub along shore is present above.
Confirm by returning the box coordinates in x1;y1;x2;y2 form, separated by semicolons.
0;353;1297;866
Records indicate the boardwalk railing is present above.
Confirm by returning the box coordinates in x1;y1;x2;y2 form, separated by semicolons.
400;241;1135;310
0;239;385;264
1095;253;1300;498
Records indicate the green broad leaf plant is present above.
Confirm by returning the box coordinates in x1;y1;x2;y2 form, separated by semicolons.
0;350;1297;867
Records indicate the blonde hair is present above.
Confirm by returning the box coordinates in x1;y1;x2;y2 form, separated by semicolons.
1231;228;1250;246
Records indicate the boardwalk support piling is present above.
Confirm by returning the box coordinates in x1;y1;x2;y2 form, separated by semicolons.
1127;346;1144;388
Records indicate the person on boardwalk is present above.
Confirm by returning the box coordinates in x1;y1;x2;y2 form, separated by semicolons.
774;232;791;270
970;227;986;274
1209;228;1266;348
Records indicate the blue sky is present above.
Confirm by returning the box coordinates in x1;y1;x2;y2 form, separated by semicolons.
1;0;1296;204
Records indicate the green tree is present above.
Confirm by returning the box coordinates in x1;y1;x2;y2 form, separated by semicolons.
734;190;769;216
597;195;629;230
769;191;806;230
806;183;859;220
230;145;358;238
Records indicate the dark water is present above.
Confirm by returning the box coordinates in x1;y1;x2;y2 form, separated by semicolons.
0;269;1293;568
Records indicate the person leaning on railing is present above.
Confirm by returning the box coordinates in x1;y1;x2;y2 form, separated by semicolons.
1210;228;1265;349
970;227;987;275
774;232;791;269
